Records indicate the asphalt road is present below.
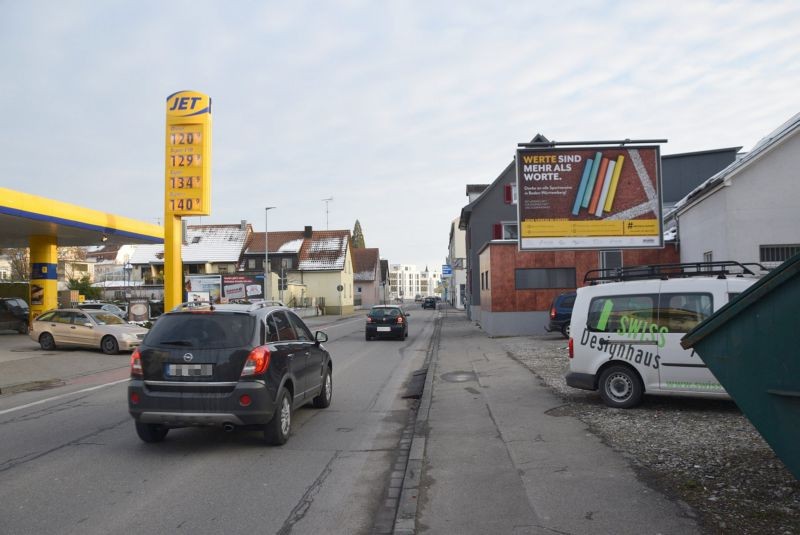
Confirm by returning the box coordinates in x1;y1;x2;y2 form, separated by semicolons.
0;305;435;534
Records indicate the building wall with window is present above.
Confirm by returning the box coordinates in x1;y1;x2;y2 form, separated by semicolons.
477;242;679;337
675;113;800;269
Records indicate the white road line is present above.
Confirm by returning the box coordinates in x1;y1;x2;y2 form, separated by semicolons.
0;378;129;416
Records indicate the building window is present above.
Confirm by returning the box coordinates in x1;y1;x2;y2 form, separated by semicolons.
600;250;622;271
248;259;256;269
515;268;576;289
760;244;800;263
218;266;228;274
502;222;518;240
703;251;713;271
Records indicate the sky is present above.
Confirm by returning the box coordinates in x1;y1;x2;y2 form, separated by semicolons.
1;1;798;270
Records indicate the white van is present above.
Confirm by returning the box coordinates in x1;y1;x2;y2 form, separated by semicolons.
566;262;765;408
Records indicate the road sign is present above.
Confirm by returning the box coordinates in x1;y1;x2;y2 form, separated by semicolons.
441;264;452;277
165;90;212;216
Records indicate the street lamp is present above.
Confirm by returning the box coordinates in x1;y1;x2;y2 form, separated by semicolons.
123;261;133;319
264;207;276;300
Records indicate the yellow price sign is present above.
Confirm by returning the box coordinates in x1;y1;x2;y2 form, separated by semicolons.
164;91;211;216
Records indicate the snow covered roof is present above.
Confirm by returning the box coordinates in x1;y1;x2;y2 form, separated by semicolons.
667;112;800;218
128;224;251;265
245;231;305;255
352;248;380;281
299;231;351;271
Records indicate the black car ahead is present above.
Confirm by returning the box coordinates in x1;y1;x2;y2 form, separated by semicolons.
0;298;29;334
545;291;576;338
422;297;436;310
365;305;409;340
128;302;332;445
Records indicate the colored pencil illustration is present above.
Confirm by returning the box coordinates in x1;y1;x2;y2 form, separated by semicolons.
588;157;609;214
581;152;603;208
595;159;616;216
572;158;594;215
603;155;625;212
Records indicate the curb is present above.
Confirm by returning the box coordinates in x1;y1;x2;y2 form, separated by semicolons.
392;312;441;534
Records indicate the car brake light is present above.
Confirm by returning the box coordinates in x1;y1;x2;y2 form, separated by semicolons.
130;392;140;404
366;317;373;323
396;316;404;324
550;307;556;319
241;346;271;377
130;348;143;377
568;338;574;358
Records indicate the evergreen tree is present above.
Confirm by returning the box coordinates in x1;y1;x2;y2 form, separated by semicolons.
352;220;366;248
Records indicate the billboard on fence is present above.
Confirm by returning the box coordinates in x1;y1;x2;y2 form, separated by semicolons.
222;274;264;301
516;146;663;250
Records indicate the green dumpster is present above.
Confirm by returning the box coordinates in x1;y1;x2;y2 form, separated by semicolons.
681;252;800;480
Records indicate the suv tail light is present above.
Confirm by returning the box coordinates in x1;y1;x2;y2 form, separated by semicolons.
550;306;556;319
568;337;574;359
241;346;271;377
130;348;143;377
366;317;373;323
396;316;404;325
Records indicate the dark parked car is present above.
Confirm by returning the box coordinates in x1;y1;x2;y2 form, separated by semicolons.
422;297;436;310
128;302;332;445
545;291;576;338
365;305;409;340
0;297;29;334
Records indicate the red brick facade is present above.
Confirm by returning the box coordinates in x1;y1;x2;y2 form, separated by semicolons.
478;243;679;313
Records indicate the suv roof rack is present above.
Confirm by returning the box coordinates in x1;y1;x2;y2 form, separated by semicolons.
171;300;216;312
584;261;770;284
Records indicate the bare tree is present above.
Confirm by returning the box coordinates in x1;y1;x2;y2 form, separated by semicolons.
1;248;30;281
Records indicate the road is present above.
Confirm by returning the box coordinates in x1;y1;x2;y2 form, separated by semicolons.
0;305;436;534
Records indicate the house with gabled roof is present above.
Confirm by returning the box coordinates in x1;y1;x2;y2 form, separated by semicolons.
352;247;382;306
667;111;800;268
242;226;355;314
129;222;252;283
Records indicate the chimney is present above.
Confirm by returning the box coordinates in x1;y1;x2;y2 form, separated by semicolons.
304;226;313;238
240;219;247;231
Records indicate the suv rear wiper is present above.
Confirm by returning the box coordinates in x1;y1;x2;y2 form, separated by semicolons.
159;339;194;346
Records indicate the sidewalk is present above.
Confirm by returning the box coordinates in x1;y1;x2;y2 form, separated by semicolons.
397;310;699;534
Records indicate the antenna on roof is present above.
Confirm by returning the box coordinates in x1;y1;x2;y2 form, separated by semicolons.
322;197;333;230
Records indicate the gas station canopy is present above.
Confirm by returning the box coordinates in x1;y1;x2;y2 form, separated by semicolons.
0;187;163;248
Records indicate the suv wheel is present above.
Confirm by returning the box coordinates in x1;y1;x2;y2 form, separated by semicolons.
598;365;643;408
101;335;119;355
560;324;570;339
18;324;28;335
265;387;292;445
135;422;169;443
313;368;332;408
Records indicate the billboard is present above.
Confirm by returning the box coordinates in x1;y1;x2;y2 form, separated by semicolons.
516;146;663;250
222;274;264;301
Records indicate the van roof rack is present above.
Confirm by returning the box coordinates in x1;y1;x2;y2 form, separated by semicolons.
584;261;770;284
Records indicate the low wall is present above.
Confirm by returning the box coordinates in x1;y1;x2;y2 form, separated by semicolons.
479;310;550;337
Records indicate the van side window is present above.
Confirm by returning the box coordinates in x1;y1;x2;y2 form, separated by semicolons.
587;294;656;332
657;293;713;333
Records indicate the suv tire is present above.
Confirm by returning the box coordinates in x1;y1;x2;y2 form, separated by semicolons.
264;387;292;445
135;422;169;443
560;324;570;339
598;365;643;408
312;368;333;408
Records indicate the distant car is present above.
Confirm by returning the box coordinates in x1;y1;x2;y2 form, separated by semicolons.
77;302;127;319
0;297;29;334
128;302;332;444
414;295;423;303
422;297;437;310
545;291;576;338
30;308;149;354
365;305;409;340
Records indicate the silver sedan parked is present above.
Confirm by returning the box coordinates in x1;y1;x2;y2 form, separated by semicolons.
30;308;149;354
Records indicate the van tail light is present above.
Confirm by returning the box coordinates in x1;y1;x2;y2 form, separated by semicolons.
550;306;557;319
241;346;271;377
396;316;404;325
130;348;143;377
568;338;574;359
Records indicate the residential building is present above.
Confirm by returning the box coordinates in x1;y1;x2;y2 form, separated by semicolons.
243;226;355;314
352;247;382;307
446;217;467;309
668;112;800;268
389;264;433;300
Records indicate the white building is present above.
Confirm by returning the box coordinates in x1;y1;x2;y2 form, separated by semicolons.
389;264;441;300
446;217;467;309
668;112;800;268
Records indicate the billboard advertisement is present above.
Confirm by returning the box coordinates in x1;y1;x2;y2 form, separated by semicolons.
516;146;663;250
222;274;264;301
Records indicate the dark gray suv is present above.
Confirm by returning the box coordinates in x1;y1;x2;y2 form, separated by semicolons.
128;302;332;445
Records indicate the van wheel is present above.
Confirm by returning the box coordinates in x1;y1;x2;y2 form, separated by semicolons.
560;324;570;339
598;365;643;408
264;388;292;445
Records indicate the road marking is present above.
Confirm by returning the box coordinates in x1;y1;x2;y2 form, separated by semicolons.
0;378;129;416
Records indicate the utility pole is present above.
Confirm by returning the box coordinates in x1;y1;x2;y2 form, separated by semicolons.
265;206;276;300
322;197;333;230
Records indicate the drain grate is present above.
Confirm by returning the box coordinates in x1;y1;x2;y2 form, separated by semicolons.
402;368;428;399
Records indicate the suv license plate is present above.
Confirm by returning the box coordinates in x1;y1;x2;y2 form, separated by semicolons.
165;364;213;377
377;326;391;332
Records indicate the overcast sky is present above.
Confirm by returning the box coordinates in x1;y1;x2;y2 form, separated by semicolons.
1;1;798;269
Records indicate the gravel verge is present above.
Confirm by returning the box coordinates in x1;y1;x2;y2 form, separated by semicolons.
502;334;800;535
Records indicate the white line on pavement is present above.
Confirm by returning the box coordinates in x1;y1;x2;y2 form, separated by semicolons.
0;378;129;416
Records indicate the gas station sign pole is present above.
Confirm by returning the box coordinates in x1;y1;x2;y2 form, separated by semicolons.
164;90;212;310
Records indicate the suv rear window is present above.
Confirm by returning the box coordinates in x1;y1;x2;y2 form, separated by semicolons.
146;313;255;349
